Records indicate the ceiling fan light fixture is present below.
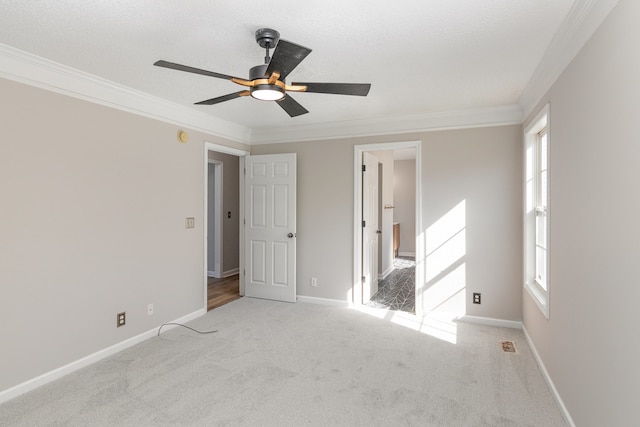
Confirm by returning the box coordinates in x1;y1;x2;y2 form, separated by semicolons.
250;84;285;101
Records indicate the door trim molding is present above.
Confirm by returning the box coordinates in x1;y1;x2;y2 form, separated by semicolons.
203;142;249;311
353;141;423;313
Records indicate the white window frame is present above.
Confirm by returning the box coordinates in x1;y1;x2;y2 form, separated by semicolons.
524;104;550;318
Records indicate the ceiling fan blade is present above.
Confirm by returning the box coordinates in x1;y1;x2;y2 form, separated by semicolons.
276;94;309;117
154;60;241;81
195;91;249;105
265;40;312;81
293;82;371;96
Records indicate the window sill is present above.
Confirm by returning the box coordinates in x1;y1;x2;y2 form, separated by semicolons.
525;280;549;319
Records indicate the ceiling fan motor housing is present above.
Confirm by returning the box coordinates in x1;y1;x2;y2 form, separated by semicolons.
249;64;269;80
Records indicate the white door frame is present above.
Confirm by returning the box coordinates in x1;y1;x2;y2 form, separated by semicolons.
353;140;423;314
208;160;223;278
203;142;249;310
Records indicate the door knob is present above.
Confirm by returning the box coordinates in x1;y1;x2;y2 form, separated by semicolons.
287;232;294;238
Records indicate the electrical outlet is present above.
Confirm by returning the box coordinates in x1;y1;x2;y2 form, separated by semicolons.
473;293;481;304
147;303;154;316
117;311;126;327
311;277;317;287
185;217;195;229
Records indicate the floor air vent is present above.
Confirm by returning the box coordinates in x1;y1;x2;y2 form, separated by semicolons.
500;341;517;353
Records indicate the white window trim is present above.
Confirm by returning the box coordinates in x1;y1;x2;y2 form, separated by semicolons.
524;104;550;319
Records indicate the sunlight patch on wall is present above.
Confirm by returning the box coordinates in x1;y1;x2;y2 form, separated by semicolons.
425;230;466;282
423;200;467;317
423;263;466;313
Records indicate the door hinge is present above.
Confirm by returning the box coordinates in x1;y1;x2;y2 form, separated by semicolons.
362;220;366;228
361;276;366;283
362;164;366;172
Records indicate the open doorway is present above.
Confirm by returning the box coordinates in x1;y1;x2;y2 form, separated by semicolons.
353;141;422;314
203;142;249;311
369;148;416;312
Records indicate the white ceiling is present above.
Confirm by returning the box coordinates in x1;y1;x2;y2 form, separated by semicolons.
0;1;579;138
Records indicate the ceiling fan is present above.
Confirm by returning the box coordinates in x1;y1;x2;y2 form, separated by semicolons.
154;28;371;117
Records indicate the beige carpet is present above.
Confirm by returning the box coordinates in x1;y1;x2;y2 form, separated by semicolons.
0;298;566;426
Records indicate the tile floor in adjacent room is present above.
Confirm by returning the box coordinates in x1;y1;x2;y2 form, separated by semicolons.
367;256;415;313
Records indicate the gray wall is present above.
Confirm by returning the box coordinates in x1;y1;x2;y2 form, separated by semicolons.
251;125;523;322
393;159;416;256
207;151;240;275
522;1;639;425
0;76;248;393
421;127;522;320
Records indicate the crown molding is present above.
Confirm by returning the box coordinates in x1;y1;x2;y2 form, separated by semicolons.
250;105;523;145
0;43;521;146
5;0;619;149
519;0;620;119
0;43;251;143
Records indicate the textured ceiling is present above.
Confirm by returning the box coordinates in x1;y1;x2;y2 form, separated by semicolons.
0;0;575;132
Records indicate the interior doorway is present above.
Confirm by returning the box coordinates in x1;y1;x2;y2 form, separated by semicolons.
353;141;422;314
203;142;249;311
207;275;241;310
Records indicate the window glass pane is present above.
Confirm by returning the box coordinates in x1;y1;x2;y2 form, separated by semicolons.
535;246;547;291
540;132;547;170
540;170;547;207
539;130;548;207
535;128;548;289
536;214;546;247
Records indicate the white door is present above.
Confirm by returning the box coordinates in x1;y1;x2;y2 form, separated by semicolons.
244;153;297;303
362;152;379;303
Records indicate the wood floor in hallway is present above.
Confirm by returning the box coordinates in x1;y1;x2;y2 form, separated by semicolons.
207;274;241;311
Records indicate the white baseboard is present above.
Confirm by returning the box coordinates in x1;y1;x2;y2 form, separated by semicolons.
207;268;238;278
222;268;239;278
456;315;523;329
398;252;416;258
379;265;394;280
0;308;206;405
297;295;351;308
522;325;576;427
